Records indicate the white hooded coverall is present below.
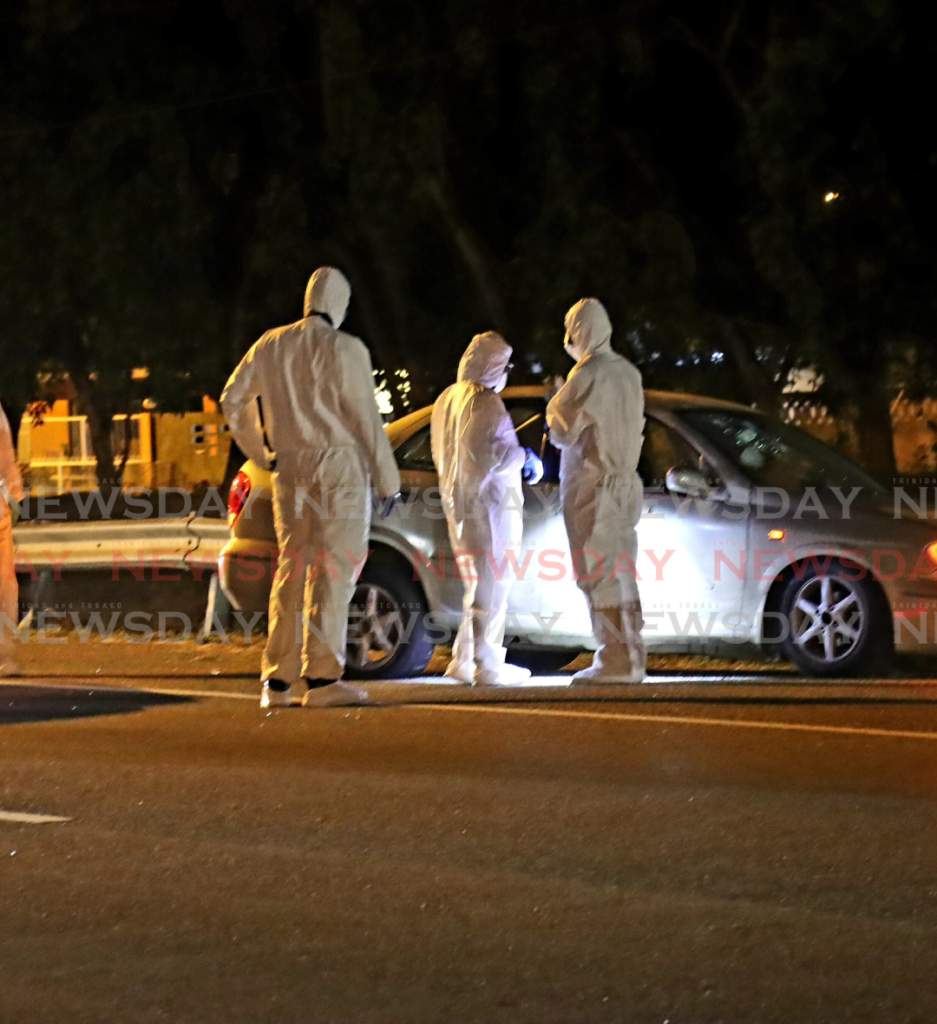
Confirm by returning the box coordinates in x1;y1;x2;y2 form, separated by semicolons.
546;299;646;682
0;402;23;674
430;332;530;685
221;268;401;684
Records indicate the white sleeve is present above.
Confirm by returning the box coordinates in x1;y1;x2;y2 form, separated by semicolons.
220;339;270;469
341;340;401;498
546;368;594;450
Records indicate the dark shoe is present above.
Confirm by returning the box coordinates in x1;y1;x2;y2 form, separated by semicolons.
303;678;337;690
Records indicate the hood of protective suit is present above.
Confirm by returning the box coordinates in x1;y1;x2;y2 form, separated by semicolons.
304;266;351;328
456;332;512;391
564;298;612;361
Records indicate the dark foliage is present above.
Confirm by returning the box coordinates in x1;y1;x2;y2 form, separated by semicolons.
1;0;935;479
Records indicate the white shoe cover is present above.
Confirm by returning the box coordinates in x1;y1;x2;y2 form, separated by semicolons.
301;681;368;707
444;658;476;684
573;604;646;684
260;682;292;708
474;660;532;687
571;664;644;685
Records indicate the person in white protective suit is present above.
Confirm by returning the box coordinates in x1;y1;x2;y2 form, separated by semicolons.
431;332;543;686
546;298;646;683
0;401;23;676
221;267;401;709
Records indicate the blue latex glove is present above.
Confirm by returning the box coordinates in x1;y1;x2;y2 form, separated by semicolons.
522;448;544;485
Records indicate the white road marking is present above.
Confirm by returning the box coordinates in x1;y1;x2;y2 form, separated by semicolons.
0;810;71;824
128;685;258;701
417;702;937;742
3;678;937;741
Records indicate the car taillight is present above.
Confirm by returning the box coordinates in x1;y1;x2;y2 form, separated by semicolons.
228;470;251;525
925;539;937;570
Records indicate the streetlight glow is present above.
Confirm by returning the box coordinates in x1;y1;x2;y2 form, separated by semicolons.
824;191;839;203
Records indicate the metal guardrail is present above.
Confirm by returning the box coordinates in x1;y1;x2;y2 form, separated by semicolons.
184;517;229;570
13;515;227;573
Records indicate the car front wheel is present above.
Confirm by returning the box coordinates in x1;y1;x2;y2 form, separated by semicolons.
778;559;892;677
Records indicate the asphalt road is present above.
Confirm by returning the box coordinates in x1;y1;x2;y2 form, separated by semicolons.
1;671;936;1024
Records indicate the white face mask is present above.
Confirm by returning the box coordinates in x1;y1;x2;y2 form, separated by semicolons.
493;370;508;393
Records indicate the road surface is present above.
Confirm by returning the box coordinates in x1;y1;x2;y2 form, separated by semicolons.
1;668;936;1023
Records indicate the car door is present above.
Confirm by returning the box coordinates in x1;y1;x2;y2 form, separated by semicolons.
637;415;747;648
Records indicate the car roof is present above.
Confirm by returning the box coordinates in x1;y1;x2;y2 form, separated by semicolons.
385;384;756;442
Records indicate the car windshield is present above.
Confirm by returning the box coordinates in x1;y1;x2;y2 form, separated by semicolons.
681;409;886;495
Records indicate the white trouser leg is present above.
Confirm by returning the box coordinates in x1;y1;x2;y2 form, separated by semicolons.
263;481;306;684
445;501;528;686
445;549;507;681
446;603;476;682
469;546;529;686
263;453;369;685
471;563;511;674
447;554;513;676
300;542;361;681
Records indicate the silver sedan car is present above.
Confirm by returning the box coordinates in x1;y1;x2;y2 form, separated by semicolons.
219;386;937;678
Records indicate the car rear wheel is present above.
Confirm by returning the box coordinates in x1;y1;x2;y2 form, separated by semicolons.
778;559;892;677
343;551;435;680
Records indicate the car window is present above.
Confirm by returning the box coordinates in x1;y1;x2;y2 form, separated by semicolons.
639;419;717;490
396;402;547;475
394;425;435;471
682;409;885;494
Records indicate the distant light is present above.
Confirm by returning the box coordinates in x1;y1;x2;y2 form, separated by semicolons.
374;386;393;416
824;192;839;203
373;369;394;415
768;529;785;541
783;366;824;394
711;351;724;363
131;367;150;380
530;360;543;374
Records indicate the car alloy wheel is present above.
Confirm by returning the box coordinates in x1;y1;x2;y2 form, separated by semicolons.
346;582;403;672
778;558;892;677
789;574;864;666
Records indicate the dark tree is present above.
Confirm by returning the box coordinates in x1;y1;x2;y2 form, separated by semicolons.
1;0;935;482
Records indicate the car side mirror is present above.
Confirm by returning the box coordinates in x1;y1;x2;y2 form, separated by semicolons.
665;466;715;498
